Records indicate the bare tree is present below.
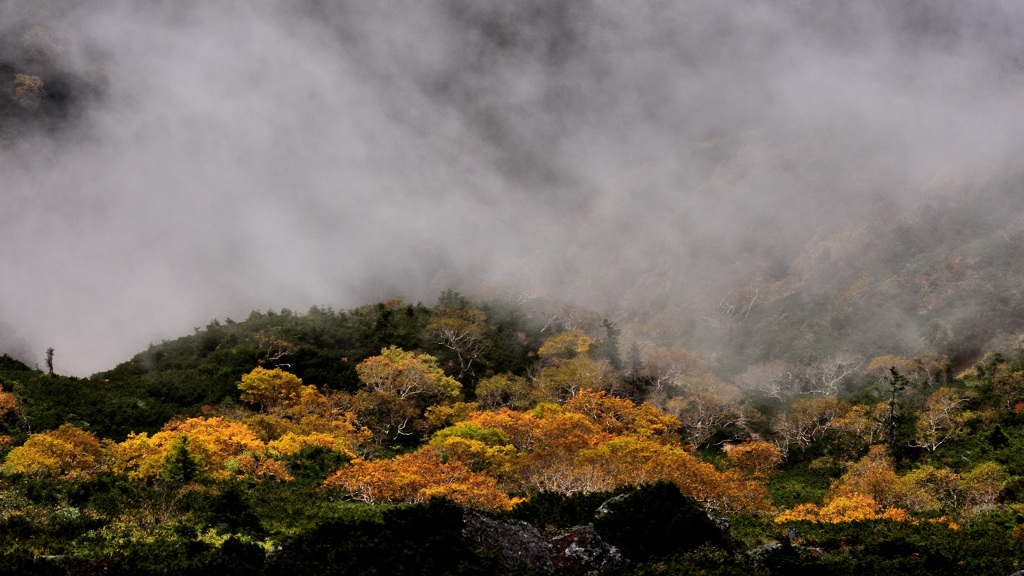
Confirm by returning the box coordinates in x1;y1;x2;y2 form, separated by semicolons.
772;397;848;454
427;307;490;380
666;392;743;448
736;360;800;399
804;352;863;396
910;388;972;452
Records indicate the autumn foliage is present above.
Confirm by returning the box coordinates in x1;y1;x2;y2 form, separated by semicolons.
440;390;772;513
239;367;326;415
774;493;912;524
356;346;460;400
321;448;516;510
5;423;109;478
111;417;268;482
726;440;784;477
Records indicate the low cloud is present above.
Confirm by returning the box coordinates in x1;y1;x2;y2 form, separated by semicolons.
1;0;1022;375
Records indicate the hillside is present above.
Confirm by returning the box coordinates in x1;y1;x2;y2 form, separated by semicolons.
2;290;1024;573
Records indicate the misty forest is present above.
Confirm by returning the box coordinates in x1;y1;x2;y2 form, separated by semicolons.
4;1;1024;574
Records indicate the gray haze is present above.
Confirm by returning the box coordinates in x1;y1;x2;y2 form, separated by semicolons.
2;0;1023;375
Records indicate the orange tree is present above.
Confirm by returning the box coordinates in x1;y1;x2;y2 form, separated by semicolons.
319;391;771;514
320;447;516;510
453;391;771;513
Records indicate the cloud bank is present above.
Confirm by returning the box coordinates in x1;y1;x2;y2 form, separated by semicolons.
2;0;1023;375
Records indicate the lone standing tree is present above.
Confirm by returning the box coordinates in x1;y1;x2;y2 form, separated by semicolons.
885;367;908;446
45;347;54;376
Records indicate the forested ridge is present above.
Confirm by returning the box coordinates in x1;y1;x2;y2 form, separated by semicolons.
3;286;1024;574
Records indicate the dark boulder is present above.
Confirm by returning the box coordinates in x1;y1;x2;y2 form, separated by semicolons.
461;506;554;574
551;525;623;573
461;507;622;574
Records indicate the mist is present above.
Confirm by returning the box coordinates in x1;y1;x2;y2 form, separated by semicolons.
2;0;1023;375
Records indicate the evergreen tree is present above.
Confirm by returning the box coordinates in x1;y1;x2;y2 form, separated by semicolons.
595;319;623;370
160;435;207;488
885;367;908;447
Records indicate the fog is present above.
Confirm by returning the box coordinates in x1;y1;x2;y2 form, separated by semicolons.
2;0;1023;375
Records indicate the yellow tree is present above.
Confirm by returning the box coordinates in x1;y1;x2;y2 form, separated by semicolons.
773;397;849;454
239;367;328;415
532;331;618;403
830;445;905;507
572;435;772;513
776;494;911;524
241;413;300;443
13;74;44;110
512;408;607;493
829;445;935;510
990;366;1024;411
455;401;772;513
0;384;25;433
350;347;461;448
463;407;546;451
346;391;422;449
833;403;888;447
0;385;20;419
462;404;603;493
5;424;109;478
268;432;357;458
564;389;679;441
958;462;1007;512
533;358;601;404
112;417;268;482
428;424;517;476
537;330;594;360
866;353;945;387
237;375;370;458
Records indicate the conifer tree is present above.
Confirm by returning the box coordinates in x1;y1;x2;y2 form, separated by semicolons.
160;435;207;488
885;367;908;447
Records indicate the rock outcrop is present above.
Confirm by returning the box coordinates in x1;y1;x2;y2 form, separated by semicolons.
551;525;623;573
460;507;622;575
460;506;554;574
